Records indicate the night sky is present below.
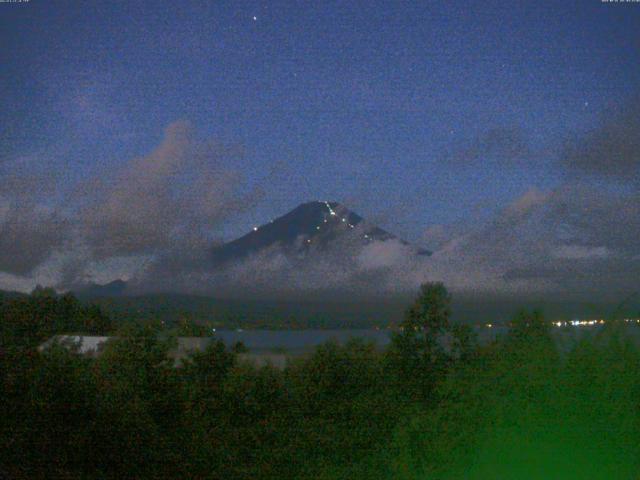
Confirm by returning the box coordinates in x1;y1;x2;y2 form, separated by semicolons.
1;1;639;297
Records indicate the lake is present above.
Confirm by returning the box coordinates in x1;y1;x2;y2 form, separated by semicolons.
210;324;640;354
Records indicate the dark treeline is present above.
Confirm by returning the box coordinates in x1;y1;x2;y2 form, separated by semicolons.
86;293;404;330
1;284;640;478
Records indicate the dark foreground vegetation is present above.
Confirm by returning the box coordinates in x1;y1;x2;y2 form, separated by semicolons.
2;285;640;479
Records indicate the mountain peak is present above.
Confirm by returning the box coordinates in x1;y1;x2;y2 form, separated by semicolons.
288;200;343;215
211;201;430;264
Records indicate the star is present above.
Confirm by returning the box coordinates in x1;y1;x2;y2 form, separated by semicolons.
252;16;257;21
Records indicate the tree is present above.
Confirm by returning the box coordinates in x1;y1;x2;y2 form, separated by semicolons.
283;339;396;477
0;290;113;351
89;321;181;478
451;323;477;363
388;282;453;400
507;309;549;342
175;316;210;337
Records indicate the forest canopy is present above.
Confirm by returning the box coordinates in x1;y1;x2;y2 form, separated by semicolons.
1;284;639;479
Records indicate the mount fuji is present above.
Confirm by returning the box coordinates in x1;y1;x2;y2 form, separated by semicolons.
210;201;430;264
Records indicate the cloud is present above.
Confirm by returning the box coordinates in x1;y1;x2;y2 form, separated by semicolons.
552;245;611;260
0;202;69;276
502;187;549;219
1;101;639;301
421;224;459;251
126;175;640;300
448;126;532;169
0;155;70;277
0;121;261;289
432;184;640;296
79;120;260;261
356;238;412;270
130;228;431;298
414;98;640;297
79;101;640;300
561;97;640;180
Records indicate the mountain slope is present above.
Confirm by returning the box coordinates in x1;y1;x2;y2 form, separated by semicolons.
74;279;128;298
211;201;430;264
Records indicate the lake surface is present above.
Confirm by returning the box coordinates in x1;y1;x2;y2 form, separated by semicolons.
211;324;640;354
212;329;394;353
